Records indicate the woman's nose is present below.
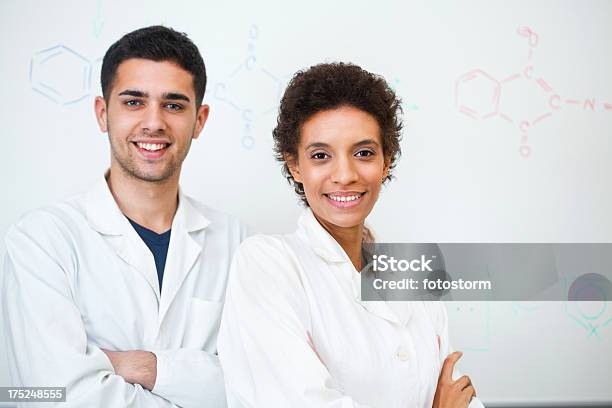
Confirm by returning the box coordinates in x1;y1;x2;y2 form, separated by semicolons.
330;156;358;185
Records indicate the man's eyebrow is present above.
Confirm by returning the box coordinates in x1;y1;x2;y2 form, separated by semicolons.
163;92;191;103
116;90;191;103
118;89;148;98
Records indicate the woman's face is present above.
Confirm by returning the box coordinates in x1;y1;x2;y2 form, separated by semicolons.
288;105;389;230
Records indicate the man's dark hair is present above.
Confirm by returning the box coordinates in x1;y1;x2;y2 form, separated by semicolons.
101;25;207;107
273;62;403;206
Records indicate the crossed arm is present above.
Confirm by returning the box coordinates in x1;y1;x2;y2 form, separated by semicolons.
1;220;226;408
102;350;157;391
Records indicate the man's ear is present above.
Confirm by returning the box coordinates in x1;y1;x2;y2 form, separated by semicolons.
193;104;210;140
285;154;302;183
94;96;108;133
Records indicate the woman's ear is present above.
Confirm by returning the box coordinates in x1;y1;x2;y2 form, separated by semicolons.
285;154;303;183
382;161;390;182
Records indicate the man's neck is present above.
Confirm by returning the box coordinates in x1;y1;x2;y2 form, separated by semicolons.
106;168;179;234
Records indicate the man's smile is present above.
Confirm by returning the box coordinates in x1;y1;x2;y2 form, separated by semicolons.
132;140;171;159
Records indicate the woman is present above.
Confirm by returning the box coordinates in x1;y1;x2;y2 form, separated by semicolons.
218;63;483;408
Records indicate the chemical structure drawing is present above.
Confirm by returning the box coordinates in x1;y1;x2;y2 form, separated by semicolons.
455;27;612;158
30;45;93;105
389;78;420;112
213;25;284;150
92;0;104;38
30;45;103;105
565;273;612;339
91;57;103;93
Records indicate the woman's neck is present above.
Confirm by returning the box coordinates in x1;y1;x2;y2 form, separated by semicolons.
313;213;364;271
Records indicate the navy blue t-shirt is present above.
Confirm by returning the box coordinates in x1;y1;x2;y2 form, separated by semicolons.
128;218;171;292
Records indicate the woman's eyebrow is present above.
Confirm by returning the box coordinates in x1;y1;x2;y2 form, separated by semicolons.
304;139;380;150
304;142;330;150
353;139;380;148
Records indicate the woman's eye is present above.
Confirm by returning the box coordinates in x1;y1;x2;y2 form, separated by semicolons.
311;152;329;160
355;150;375;157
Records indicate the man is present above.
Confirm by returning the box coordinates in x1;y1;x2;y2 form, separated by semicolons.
2;26;246;407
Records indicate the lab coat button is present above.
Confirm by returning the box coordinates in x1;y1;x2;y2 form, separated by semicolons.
396;349;410;361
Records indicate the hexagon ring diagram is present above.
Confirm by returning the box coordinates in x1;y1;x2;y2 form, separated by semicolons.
30;45;91;105
214;59;282;114
455;69;501;120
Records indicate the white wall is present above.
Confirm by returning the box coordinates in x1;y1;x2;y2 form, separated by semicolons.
1;0;611;404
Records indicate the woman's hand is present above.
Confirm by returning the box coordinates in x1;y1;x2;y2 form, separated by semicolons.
432;351;476;408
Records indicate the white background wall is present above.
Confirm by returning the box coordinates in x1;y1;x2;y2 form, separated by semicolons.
1;0;611;405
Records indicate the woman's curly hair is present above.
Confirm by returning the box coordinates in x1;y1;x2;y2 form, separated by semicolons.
273;62;403;206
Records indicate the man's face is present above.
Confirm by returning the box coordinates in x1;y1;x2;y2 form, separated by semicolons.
95;58;208;183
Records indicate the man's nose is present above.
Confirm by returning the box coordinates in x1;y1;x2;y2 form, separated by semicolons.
141;105;167;133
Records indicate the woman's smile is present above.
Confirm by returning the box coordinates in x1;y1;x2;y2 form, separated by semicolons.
324;191;366;208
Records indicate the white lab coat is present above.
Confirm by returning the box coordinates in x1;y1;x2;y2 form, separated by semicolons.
2;177;247;407
218;208;485;408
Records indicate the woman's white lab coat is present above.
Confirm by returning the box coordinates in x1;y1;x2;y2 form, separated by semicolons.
2;177;246;407
218;208;485;408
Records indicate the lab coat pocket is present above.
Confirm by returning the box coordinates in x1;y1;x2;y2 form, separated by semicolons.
183;297;223;351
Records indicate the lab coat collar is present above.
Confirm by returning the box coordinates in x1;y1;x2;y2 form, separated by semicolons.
351;268;406;325
174;187;211;233
297;208;405;326
85;177;126;236
297;208;349;264
85;175;210;236
157;194;209;324
84;174;210;320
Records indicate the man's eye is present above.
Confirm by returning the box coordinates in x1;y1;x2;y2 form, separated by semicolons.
165;103;183;111
311;152;329;160
355;150;375;157
125;100;142;107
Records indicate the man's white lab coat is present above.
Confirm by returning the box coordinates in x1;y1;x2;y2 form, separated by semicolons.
2;177;247;407
218;208;484;408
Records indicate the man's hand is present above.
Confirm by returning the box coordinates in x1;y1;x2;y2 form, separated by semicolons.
432;351;476;408
102;350;157;391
